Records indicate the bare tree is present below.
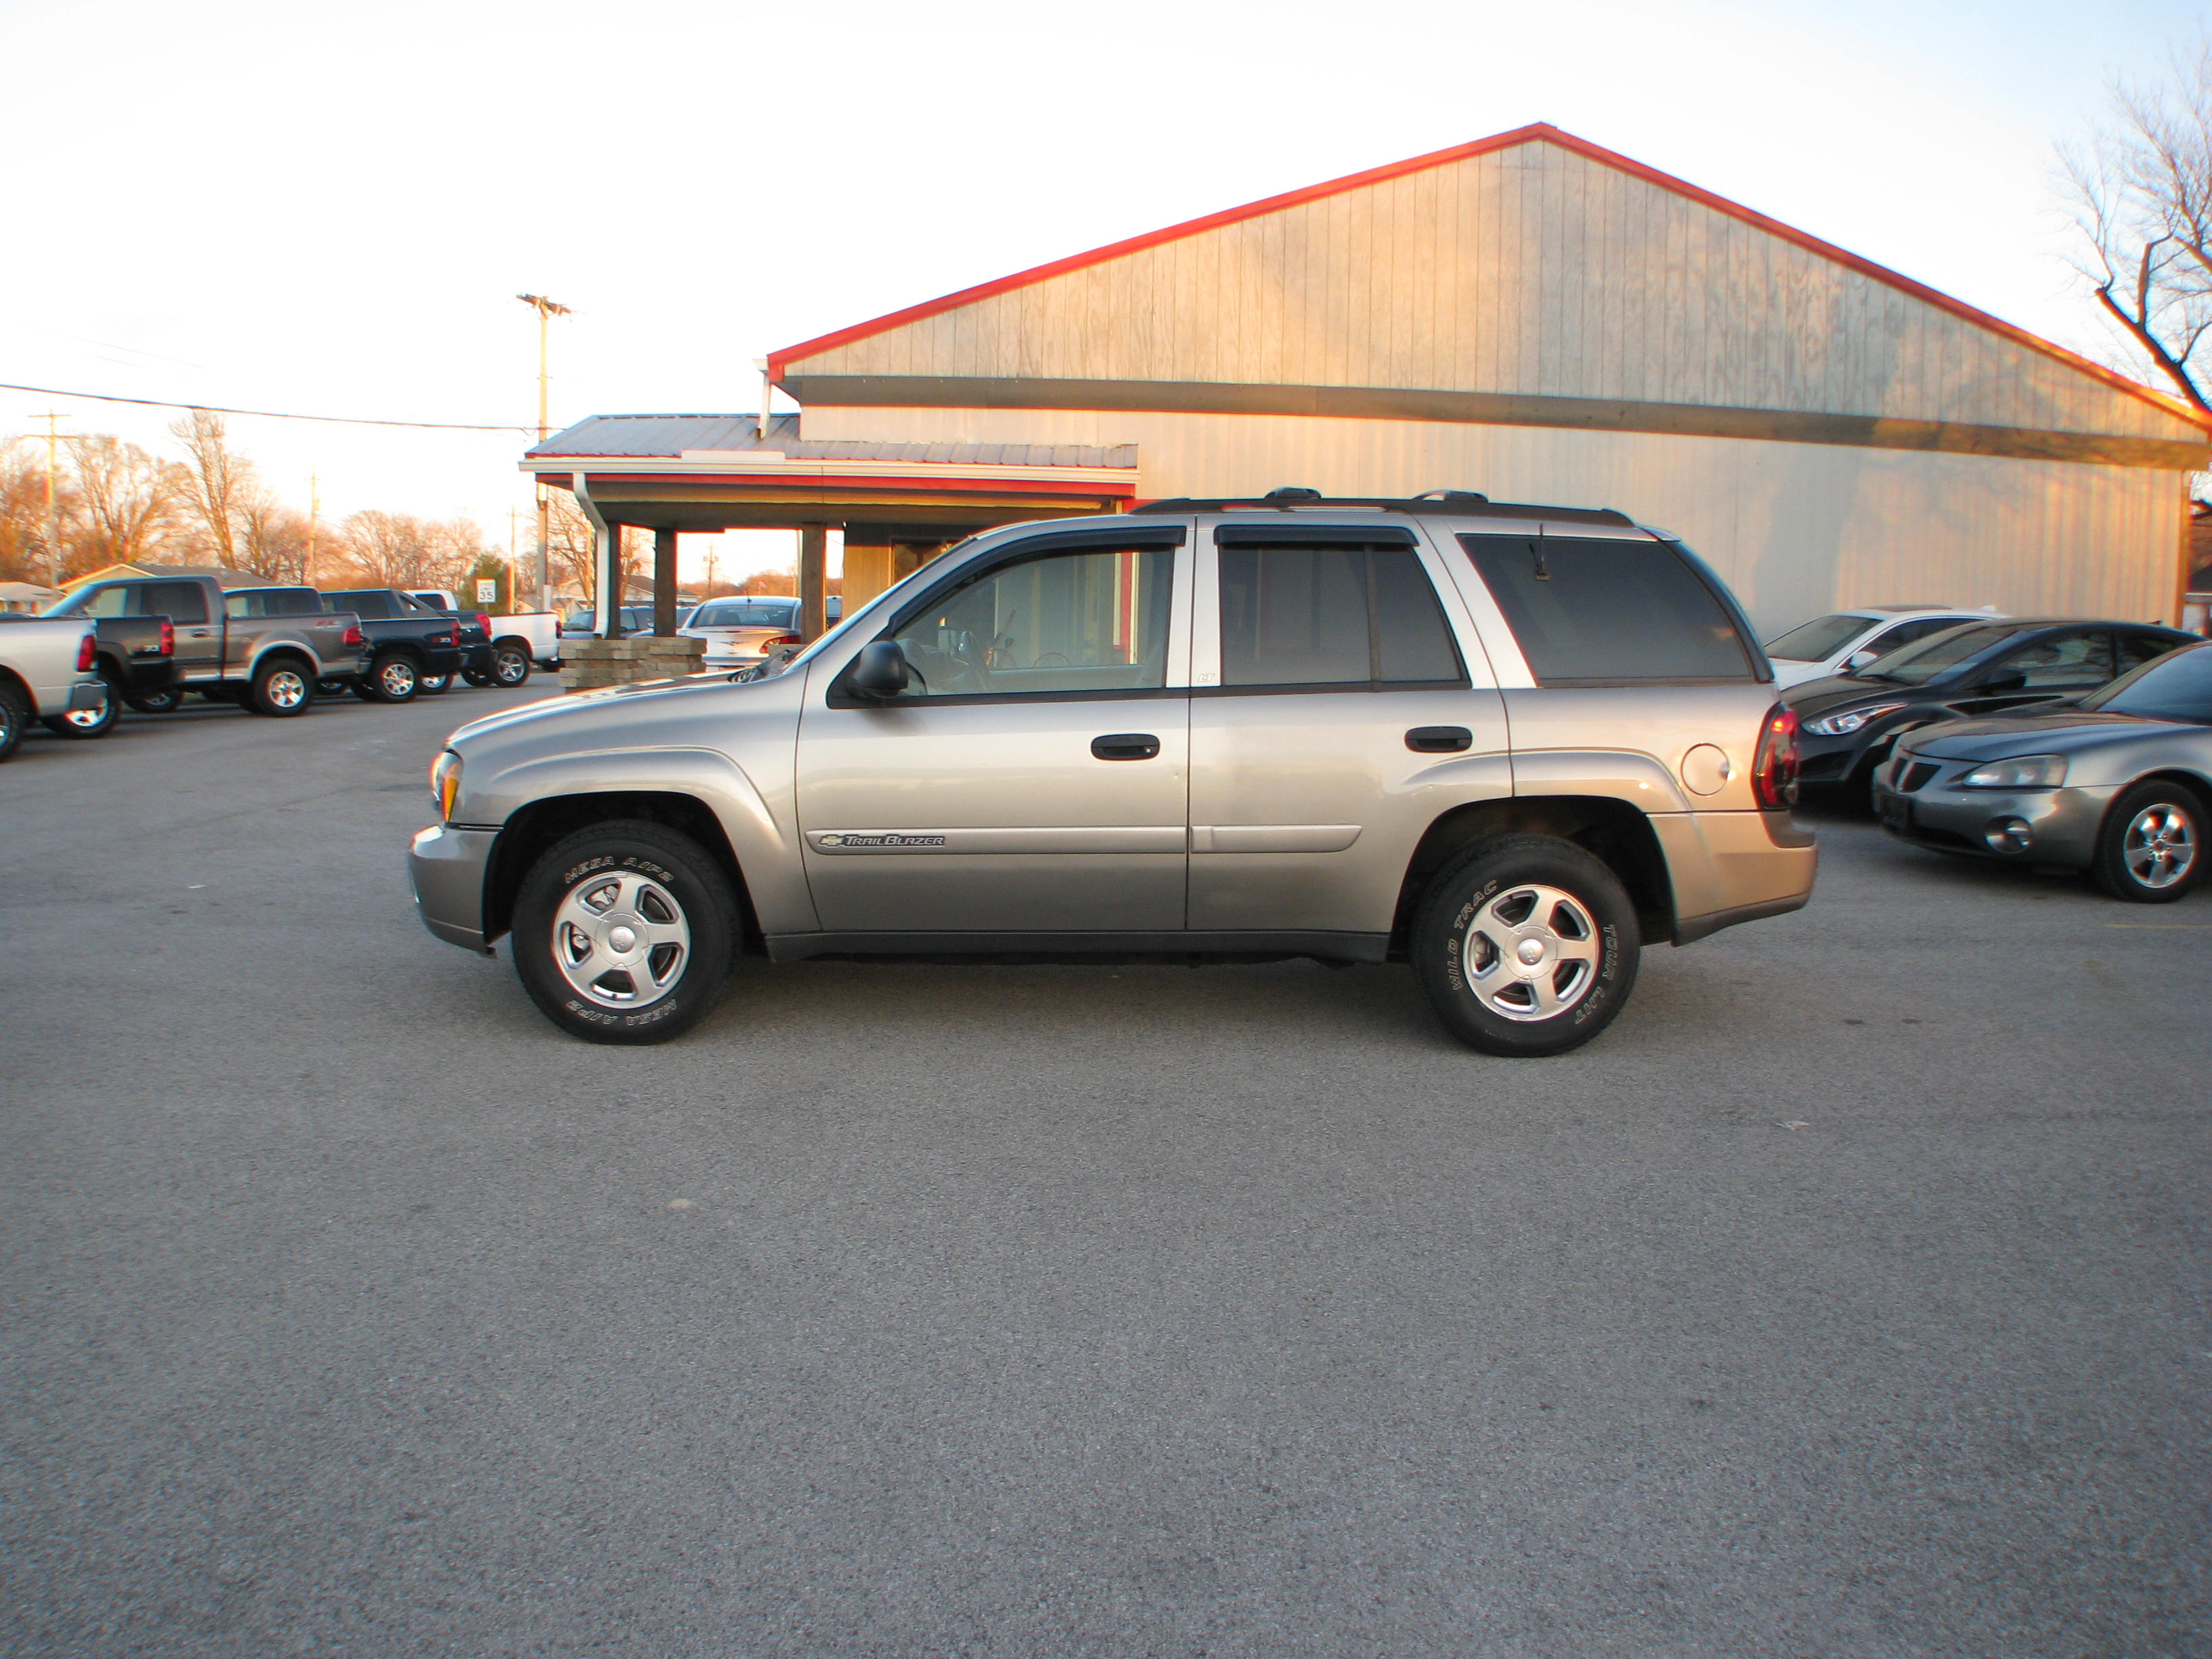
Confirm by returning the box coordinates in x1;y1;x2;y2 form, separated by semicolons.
341;510;438;587
68;434;184;573
0;438;60;583
168;408;255;566
2061;41;2212;413
236;491;320;583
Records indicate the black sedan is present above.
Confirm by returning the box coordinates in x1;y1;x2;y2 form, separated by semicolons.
1784;617;2198;797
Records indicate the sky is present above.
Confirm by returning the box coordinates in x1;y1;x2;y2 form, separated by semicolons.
0;0;2205;586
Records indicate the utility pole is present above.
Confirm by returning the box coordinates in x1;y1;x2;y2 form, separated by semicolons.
516;294;571;613
38;411;66;588
304;471;319;587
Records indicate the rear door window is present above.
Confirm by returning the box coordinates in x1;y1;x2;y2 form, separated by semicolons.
2118;631;2184;673
1998;630;2114;689
134;581;208;623
1459;535;1756;684
1218;536;1465;689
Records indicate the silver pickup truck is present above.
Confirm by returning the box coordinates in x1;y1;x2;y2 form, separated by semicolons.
0;615;106;762
409;493;1817;1054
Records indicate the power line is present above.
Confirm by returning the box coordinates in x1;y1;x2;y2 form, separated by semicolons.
0;380;535;433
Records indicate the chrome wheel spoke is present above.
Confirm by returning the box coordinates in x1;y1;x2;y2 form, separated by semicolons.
549;871;691;1010
1461;881;1603;1023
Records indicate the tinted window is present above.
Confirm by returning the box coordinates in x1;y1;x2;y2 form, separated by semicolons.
1857;623;2018;686
329;590;395;619
2118;631;2185;673
1765;614;1872;662
2085;642;2212;720
692;599;799;628
888;545;1173;698
1220;544;1463;688
136;581;207;623
1866;616;1967;654
225;588;322;618
1460;535;1755;684
1996;630;2113;689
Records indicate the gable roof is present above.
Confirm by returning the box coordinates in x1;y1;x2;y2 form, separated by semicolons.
771;122;2207;435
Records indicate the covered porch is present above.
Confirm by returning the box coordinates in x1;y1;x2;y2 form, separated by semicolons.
523;415;1139;683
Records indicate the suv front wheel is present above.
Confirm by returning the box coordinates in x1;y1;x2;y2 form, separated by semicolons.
1412;835;1641;1057
511;820;736;1044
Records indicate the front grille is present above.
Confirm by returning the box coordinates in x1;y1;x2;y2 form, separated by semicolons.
1898;760;1940;792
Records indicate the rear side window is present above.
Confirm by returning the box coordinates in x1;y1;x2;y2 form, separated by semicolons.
136;581;208;623
330;591;394;619
1219;542;1465;689
1460;535;1756;684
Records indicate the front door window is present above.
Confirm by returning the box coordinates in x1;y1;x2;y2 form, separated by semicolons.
887;546;1174;699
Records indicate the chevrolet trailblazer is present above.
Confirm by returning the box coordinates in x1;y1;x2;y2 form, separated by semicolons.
409;492;1817;1054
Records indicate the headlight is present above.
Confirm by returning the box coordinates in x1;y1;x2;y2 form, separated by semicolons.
1805;701;1908;737
1961;754;2067;790
430;750;462;821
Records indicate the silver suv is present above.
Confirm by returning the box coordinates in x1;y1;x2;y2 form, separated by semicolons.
409;492;1816;1054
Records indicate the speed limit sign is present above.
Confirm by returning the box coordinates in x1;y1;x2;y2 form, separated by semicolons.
475;578;499;605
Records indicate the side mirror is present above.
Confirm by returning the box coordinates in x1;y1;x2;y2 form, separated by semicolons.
847;639;911;699
1978;669;2027;693
1845;649;1878;671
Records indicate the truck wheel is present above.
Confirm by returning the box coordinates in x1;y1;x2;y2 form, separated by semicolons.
40;679;118;739
418;673;452;695
127;686;184;714
2093;780;2205;903
510;820;735;1044
461;668;495;687
0;679;27;761
491;643;531;687
368;654;419;703
248;657;313;717
1410;835;1641;1057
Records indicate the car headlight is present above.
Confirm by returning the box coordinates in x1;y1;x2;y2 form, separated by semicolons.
1960;754;2067;790
1805;701;1908;737
430;750;462;821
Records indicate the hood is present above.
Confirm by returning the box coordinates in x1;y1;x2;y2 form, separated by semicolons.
1782;674;1936;718
444;672;747;750
1902;710;2175;759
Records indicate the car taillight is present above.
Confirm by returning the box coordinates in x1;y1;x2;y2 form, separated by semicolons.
475;612;491;638
1751;704;1801;808
159;619;174;655
343;625;365;647
76;632;96;672
762;632;802;651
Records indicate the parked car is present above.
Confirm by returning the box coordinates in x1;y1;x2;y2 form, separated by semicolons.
560;606;655;640
677;596;808;670
460;612;560;687
45;575;364;716
1875;639;2212;901
1784;617;2198;798
319;589;474;703
1763;605;2003;689
0;613;105;760
409;493;1818;1053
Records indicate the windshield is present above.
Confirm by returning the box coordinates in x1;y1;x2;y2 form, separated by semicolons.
691;599;798;628
1855;623;2019;686
1765;614;1872;662
2081;640;2212;722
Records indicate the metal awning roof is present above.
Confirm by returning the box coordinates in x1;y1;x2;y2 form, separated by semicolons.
528;413;1134;471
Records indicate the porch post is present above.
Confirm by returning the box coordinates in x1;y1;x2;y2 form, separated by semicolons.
652;526;679;635
572;472;623;638
798;523;832;641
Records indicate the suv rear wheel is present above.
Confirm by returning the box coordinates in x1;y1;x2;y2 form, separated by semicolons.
510;820;736;1044
1411;835;1640;1057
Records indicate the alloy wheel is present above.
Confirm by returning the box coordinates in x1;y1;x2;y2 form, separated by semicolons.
264;670;306;710
2122;803;2197;890
1460;882;1602;1021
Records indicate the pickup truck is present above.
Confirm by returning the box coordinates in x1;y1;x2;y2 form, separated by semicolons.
409;592;560;684
80;613;182;725
319;589;476;703
46;574;365;717
0;613;106;760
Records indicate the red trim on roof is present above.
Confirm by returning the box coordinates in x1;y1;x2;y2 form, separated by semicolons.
769;123;2207;433
531;470;1127;497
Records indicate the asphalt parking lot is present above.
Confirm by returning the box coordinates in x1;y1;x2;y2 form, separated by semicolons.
3;690;2207;1657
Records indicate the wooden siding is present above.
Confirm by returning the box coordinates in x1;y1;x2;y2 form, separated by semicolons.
786;141;2195;447
800;403;2187;631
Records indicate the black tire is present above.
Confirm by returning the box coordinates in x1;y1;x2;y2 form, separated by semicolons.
199;686;241;704
0;678;27;762
2093;779;2206;903
510;820;736;1044
247;656;314;717
419;673;452;695
365;653;419;703
41;674;119;739
461;668;496;687
316;677;352;697
1410;834;1641;1057
127;685;184;714
491;642;532;687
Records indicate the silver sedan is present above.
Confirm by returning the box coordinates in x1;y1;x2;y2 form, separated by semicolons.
1873;640;2212;901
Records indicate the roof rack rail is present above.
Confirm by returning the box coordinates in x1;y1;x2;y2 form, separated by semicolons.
1129;491;1635;527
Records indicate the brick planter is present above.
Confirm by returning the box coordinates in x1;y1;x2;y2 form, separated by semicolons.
558;634;708;693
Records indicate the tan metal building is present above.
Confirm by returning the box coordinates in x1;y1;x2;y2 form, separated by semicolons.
544;123;2210;637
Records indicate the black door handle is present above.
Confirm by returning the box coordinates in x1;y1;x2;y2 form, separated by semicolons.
1091;733;1161;760
1406;726;1472;753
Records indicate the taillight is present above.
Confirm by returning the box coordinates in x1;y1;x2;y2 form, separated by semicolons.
342;625;365;647
475;612;491;638
1752;704;1801;808
159;619;174;655
761;632;802;651
76;631;96;672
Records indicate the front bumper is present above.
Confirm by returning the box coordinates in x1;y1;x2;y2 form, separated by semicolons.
1873;762;2113;867
408;823;497;954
